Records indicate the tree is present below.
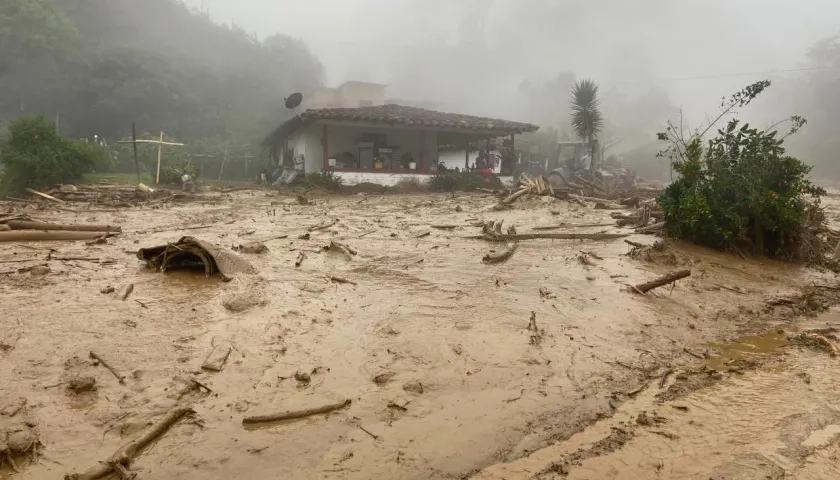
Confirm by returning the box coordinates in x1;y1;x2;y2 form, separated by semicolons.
656;81;825;259
569;79;603;170
0;0;77;79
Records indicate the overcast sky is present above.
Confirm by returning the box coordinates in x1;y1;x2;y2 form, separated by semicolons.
185;0;837;126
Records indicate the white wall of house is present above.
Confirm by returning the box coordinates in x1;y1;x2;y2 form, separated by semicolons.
334;171;515;187
323;123;438;171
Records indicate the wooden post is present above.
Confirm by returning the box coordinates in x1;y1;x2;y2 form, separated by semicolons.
322;124;329;170
132;122;140;184
509;134;515;175
217;141;229;181
464;141;470;171
419;130;425;172
155;131;164;184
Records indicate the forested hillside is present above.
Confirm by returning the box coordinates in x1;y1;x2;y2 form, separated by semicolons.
0;0;324;177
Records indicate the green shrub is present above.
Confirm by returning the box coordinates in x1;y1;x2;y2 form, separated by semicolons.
429;171;485;192
656;81;825;255
159;159;200;185
297;170;343;191
0;116;112;193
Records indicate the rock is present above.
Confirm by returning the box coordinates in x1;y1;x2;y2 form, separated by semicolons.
455;205;463;212
68;375;96;394
298;233;310;240
101;286;115;294
29;265;50;276
59;184;78;192
223;292;267;313
239;242;268;254
372;372;396;385
402;381;424;394
294;371;311;384
0;224;10;231
6;428;37;453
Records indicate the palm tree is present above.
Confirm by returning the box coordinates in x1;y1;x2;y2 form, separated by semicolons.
569;79;603;171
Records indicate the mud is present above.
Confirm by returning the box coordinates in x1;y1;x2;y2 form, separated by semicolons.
475;313;840;480
1;190;839;479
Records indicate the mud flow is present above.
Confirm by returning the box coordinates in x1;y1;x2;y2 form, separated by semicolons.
1;190;839;479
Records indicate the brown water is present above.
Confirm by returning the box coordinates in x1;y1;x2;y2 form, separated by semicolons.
1;190;838;479
475;312;840;480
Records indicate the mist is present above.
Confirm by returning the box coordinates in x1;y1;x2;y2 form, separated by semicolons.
1;0;838;181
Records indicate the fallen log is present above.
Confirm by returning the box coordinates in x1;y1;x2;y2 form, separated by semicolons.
498;187;530;206
483;232;629;242
242;399;351;425
89;351;126;384
6;220;121;233
482;242;517;263
636;221;666;234
308;218;339;232
0;231;119;242
64;407;194;480
26;188;66;204
632;269;691;294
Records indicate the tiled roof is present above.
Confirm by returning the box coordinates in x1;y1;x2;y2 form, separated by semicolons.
264;104;539;145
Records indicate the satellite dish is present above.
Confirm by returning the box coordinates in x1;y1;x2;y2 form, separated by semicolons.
285;93;303;110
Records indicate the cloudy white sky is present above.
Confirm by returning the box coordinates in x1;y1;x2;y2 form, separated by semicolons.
185;0;837;126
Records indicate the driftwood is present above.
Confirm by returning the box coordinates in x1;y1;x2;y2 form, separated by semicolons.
482;242;517;263
328;241;357;256
89;351;126;384
632;269;691;294
484;232;629;242
430;225;459;230
242;399;351;424
26;188;66;204
0;231;119;242
624;240;646;248
5;220;121;233
636;221;666;234
308;218;338;232
498;187;530;206
329;276;357;285
202;345;232;372
64;407;194;480
295;251;306;268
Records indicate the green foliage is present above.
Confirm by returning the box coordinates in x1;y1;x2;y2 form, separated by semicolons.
429;172;485;192
297;171;343;191
0;116;112;193
0;0;78;79
159;160;200;185
656;81;825;255
0;0;324;151
569;79;603;143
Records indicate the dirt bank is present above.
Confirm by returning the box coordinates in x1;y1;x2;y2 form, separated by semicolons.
1;189;837;479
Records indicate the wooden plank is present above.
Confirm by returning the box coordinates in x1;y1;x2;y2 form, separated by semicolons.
25;188;66;204
202;345;232;372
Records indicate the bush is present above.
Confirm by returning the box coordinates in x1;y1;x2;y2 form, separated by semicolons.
159;159;200;185
0;116;113;193
429;171;486;192
297;170;343;191
656;81;825;256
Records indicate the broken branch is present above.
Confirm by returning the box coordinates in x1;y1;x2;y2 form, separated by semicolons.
242;399;351;424
64;407;194;480
89;351;126;384
632;270;691;294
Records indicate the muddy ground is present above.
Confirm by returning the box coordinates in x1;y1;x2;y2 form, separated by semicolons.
1;189;839;479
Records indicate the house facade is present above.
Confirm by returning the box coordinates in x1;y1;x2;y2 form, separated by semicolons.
265;83;539;186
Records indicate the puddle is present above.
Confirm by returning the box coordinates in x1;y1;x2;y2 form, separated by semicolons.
705;325;795;370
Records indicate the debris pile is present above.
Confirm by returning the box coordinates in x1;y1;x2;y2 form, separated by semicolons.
137;236;255;279
0;214;121;242
22;184;194;208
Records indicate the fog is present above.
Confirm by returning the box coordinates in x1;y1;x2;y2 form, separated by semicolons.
189;0;836;119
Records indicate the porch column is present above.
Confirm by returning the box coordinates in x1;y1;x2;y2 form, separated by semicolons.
322;124;328;170
509;134;515;175
464;140;469;171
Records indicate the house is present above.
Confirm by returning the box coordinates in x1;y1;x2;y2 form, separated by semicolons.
264;83;539;186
